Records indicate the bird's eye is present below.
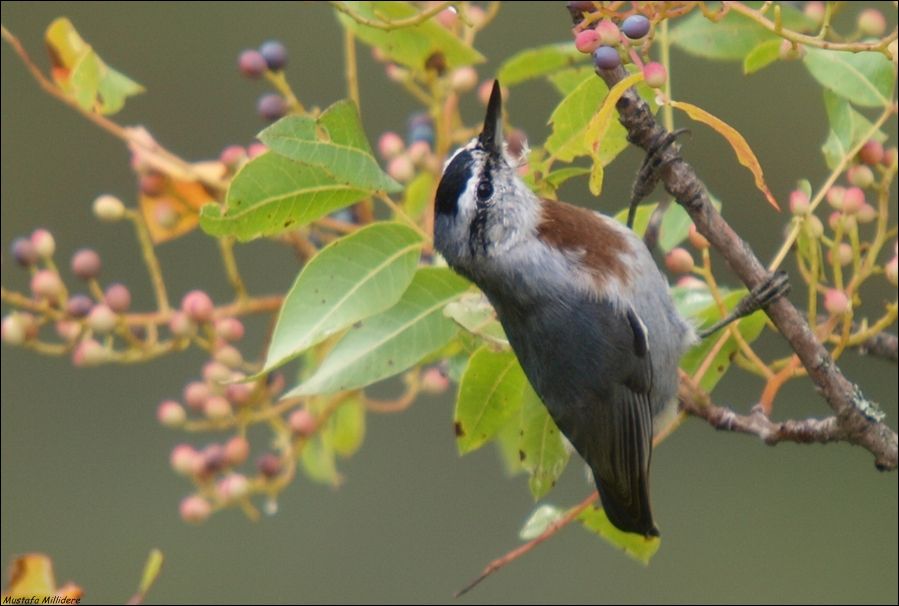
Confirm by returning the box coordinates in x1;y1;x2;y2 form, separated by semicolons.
476;180;493;202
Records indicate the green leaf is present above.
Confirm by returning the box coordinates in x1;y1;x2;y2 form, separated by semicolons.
259;101;401;194
494;418;525;476
403;172;434;220
519;387;569;500
613;198;720;253
578;506;660;564
455;347;528;454
45;17;144;115
519;504;564;540
264;222;424;373
670;4;815;61
443;293;508;350
199;153;368;241
675;288;767;391
301;433;341;486
329;398;366;457
336;1;484;70
821;90;887;170
742;39;780;75
288;268;470;395
543;166;590;189
547;67;594;95
545;75;628;165
803;48;893;108
498;43;586;86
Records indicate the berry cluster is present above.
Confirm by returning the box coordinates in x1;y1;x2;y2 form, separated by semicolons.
237;40;292;122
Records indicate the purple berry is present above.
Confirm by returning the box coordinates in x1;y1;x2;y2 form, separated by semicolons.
259;40;288;70
139;172;167;197
71;248;101;280
257;453;282;479
104;283;132;313
66;294;94;318
257;94;287;122
593;46;621;70
621;14;650;39
11;238;38;267
238;49;267;79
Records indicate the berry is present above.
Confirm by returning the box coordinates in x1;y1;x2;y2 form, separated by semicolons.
575;29;600;54
11;238;38;267
804;1;825;25
214;344;244;369
257;94;287;122
171;444;201;476
858;140;884;166
806;215;824;238
825;186;845;210
621;14;650;40
139;172;167;197
203;361;232;385
841;187;865;214
846;165;874;189
215;317;245;342
30;270;64;300
827;243;853;267
181;290;214;323
247;142;268;158
388;155;415;183
2;314;27;345
676;276;706;290
202;444;227;474
104;283;132;313
225;382;253;406
259;40;288;70
55;320;80;342
238;49;267;79
71;249;101;280
823;289;850;315
595;20;620;45
288;408;317;436
377;132;405;160
688;223;710;250
437;8;459;29
180;496;212;524
72;338;107;367
153;199;180;230
157;400;187;427
450;66;478;92
87;304;118;334
219;145;246;169
857;8;886;37
168;311;195;338
856;203;877;224
66;295;94;319
883;147;897;168
407;140;431;165
93;194;126;222
593;46;621;70
204;395;232;419
257;453;282;478
420;367;450;394
885;257;899;286
217;473;250;500
778;39;805;61
31;229;55;258
789;190;810;215
642;62;667;88
567;1;596;24
183;381;211;411
224;436;250;466
665;247;695;274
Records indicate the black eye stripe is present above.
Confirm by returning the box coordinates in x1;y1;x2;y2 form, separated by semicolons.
434;150;473;217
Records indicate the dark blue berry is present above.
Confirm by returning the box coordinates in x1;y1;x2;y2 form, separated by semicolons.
257;94;287;122
66;294;94;318
259;40;288;71
593;46;621;70
621;15;651;39
238;49;267;79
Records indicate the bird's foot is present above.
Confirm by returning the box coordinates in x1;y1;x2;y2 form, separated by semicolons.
626;128;690;229
698;271;791;339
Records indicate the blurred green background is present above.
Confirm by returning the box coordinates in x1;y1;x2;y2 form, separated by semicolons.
2;2;897;603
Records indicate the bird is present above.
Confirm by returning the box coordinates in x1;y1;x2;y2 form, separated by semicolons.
433;80;697;537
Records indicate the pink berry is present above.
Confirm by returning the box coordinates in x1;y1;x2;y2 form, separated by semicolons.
87;304;118;334
804;1;825;24
214;317;245;342
288;408;317;436
225;382;254;406
595;20;620;45
66;294;93;318
841;187;865;214
30;270;64;300
104;283;132;313
171;444;201;476
856;203;877;224
217;473;250;500
437;7;458;28
420;367;450;395
688;223;710;250
847;165;874;189
642;62;667;88
238;49;267;79
665;247;695;274
858;140;884;165
203;361;232;385
214;344;244;369
387;155;415;183
72;338;107;367
158;400;187;427
825;186;845;210
575;28;600;54
181;290;214;323
140;172;167;197
827;243;853;267
219;145;246;169
71;249;101;280
153;199;179;229
377;132;405;160
882;147;897;168
224;436;250;466
857;8;886;37
168;311;195;338
778;39;805;61
180;496;212;524
55;320;81;342
823;289;850;315
789;190;810;215
885;257;898;286
407;140;431;165
30;229;55;258
204;395;232;419
676;276;706;290
450;66;478;92
247;142;268;158
183;381;210;411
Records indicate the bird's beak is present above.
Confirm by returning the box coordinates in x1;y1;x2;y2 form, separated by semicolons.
478;80;503;155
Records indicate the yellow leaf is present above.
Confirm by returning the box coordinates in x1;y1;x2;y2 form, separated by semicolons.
2;553;84;601
585;72;644;196
670;99;781;211
140;172;217;244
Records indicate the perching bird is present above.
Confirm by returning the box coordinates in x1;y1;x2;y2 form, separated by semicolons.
433;80;697;537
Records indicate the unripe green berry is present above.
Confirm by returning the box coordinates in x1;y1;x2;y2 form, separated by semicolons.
2;314;27;345
87;304;118;334
847;165;874;189
93;194;126;222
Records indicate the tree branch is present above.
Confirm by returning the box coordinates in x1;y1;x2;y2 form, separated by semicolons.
592;64;897;470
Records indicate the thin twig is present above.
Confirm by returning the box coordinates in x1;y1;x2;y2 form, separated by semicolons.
330;0;456;31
